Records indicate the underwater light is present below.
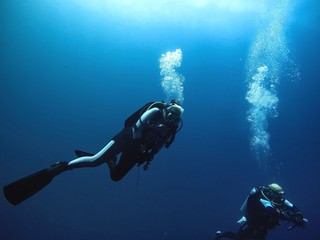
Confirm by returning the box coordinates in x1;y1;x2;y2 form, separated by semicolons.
71;0;273;23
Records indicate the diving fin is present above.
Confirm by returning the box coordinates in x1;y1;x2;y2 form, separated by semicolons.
3;162;69;206
75;149;94;157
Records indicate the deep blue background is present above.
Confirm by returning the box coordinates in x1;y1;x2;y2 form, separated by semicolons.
1;1;319;239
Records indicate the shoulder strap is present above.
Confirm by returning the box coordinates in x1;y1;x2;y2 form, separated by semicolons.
165;124;179;148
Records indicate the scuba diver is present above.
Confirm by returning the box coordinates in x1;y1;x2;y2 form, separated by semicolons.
214;183;308;240
3;100;184;205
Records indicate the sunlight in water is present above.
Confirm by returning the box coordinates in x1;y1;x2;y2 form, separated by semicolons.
74;0;268;14
71;0;273;25
159;49;184;104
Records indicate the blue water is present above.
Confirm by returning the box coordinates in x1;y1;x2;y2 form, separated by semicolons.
1;0;319;239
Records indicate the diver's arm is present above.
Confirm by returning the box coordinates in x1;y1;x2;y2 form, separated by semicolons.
136;107;162;127
278;199;307;226
278;209;306;226
284;199;303;214
284;199;294;208
133;107;162;139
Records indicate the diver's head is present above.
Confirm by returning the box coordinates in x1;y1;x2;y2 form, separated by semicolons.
263;183;285;205
268;183;284;194
163;100;184;123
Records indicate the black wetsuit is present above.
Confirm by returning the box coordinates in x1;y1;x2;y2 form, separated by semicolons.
216;186;306;240
68;102;180;181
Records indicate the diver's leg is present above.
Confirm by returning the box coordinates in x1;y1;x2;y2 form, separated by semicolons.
237;221;254;240
221;232;238;239
68;128;133;169
251;228;267;240
68;140;116;168
109;149;137;181
214;231;238;240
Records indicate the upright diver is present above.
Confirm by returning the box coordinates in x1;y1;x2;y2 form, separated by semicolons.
3;100;184;205
214;183;308;240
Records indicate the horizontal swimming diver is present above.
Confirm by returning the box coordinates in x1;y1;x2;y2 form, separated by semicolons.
3;100;184;205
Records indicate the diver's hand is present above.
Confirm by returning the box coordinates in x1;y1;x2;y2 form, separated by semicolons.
145;153;154;161
302;218;308;225
292;213;307;227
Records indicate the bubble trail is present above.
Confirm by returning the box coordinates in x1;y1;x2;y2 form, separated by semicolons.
159;49;184;104
245;0;296;168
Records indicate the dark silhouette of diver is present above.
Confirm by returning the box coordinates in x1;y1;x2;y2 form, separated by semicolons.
3;100;184;205
214;183;308;240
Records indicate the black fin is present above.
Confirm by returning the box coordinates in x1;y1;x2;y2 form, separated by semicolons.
74;150;94;157
3;162;69;206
